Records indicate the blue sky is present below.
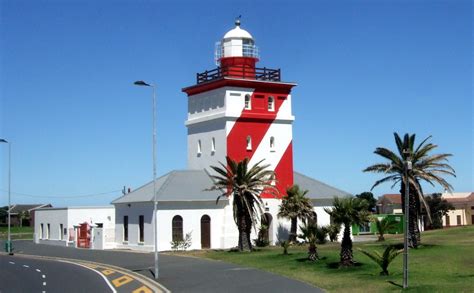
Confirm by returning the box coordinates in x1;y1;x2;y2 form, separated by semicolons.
0;0;472;207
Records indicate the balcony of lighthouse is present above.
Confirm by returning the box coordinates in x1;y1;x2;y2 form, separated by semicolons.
196;65;281;84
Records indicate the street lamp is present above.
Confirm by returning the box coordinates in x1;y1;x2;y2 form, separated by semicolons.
402;149;412;289
0;138;12;255
133;80;159;279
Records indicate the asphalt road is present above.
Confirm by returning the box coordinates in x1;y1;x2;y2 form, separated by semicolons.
0;254;113;293
5;240;323;293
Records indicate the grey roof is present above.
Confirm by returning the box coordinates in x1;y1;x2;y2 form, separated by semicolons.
9;204;52;214
112;170;351;205
112;170;222;204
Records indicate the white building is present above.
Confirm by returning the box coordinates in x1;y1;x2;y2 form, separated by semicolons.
34;206;115;249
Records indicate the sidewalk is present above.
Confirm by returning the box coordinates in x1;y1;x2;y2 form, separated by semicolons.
4;240;323;293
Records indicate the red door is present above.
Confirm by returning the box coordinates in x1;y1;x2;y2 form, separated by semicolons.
77;223;91;248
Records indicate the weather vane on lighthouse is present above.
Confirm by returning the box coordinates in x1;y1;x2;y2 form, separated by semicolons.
235;15;242;26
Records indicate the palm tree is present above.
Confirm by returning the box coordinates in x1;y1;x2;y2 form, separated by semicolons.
373;217;398;241
208;156;276;252
364;133;455;248
324;197;369;267
298;222;319;261
278;185;314;243
358;245;403;276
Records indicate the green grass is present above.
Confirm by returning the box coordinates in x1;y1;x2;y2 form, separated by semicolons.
185;226;474;292
0;226;33;240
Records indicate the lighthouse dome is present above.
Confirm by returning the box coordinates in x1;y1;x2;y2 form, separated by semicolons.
223;25;253;40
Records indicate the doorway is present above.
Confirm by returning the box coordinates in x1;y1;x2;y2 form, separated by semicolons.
201;215;211;249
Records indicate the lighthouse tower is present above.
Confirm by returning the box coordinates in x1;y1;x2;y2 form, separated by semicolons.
182;20;296;197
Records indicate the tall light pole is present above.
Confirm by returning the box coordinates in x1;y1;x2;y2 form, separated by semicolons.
403;149;412;289
0;139;12;255
133;80;159;279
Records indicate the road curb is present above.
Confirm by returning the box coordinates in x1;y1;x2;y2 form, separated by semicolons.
1;252;170;293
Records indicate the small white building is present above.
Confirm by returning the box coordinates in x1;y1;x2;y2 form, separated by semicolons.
34;206;115;249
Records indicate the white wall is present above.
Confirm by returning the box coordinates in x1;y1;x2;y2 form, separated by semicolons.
115;202;154;251
35;208;68;245
34;207;114;247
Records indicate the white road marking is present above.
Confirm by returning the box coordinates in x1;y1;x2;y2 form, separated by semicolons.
43;282;47;286
23;265;30;268
8;261;15;264
42;274;46;279
36;269;41;272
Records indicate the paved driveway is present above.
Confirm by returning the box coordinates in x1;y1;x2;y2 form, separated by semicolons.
5;240;323;293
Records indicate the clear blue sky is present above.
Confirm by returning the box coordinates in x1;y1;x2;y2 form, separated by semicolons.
0;0;472;207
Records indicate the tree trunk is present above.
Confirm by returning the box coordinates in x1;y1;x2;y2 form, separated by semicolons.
289;217;297;243
401;183;419;248
308;242;319;261
238;215;252;252
340;224;353;267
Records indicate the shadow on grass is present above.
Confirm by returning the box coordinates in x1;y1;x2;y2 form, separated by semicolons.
387;280;403;288
326;262;364;269
296;256;327;263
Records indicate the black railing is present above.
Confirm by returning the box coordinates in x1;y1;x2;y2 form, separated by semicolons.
197;66;281;84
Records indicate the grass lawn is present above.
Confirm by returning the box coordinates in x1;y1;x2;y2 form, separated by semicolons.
0;226;34;240
185;226;474;292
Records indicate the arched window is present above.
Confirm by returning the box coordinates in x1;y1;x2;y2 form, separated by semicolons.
268;96;275;111
246;136;252;150
244;94;251;110
270;136;275;151
197;140;202;155
211;137;216;153
172;215;183;241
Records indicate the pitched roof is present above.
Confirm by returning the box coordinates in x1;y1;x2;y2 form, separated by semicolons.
378;194;402;204
9;204;52;214
293;172;352;201
112;170;222;204
112;170;351;204
442;192;474;203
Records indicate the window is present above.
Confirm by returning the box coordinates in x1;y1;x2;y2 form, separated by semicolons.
270;136;275;151
40;223;44;239
60;224;63;240
197;140;202;155
246;136;252;150
172;215;183;241
139;215;144;243
211;137;216;153
268;96;275;111
456;215;461;226
445;215;450;226
47;224;50;239
123;216;129;242
244;94;251;110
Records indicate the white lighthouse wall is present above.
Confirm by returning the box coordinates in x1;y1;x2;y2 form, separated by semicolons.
187;121;227;170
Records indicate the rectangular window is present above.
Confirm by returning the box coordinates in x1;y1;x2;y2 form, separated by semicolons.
139;215;144;243
445;215;450;226
211;137;216;153
244;94;251;110
123;216;129;242
40;223;44;239
456;215;461;226
60;224;63;240
47;224;50;239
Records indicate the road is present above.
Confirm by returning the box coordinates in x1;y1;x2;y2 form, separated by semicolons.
5;240;323;293
0;254;113;293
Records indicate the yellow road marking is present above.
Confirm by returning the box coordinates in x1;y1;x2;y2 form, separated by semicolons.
112;275;134;287
132;285;153;293
102;269;115;276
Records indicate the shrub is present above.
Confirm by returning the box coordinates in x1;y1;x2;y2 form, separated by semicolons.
171;231;193;251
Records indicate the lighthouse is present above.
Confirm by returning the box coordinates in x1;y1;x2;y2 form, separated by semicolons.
183;20;297;197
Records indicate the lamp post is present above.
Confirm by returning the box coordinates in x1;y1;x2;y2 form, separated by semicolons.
134;80;158;279
402;149;412;289
0;139;12;255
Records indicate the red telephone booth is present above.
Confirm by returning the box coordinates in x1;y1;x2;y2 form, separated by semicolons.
77;222;91;248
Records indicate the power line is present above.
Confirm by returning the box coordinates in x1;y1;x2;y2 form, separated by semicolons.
0;189;121;199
